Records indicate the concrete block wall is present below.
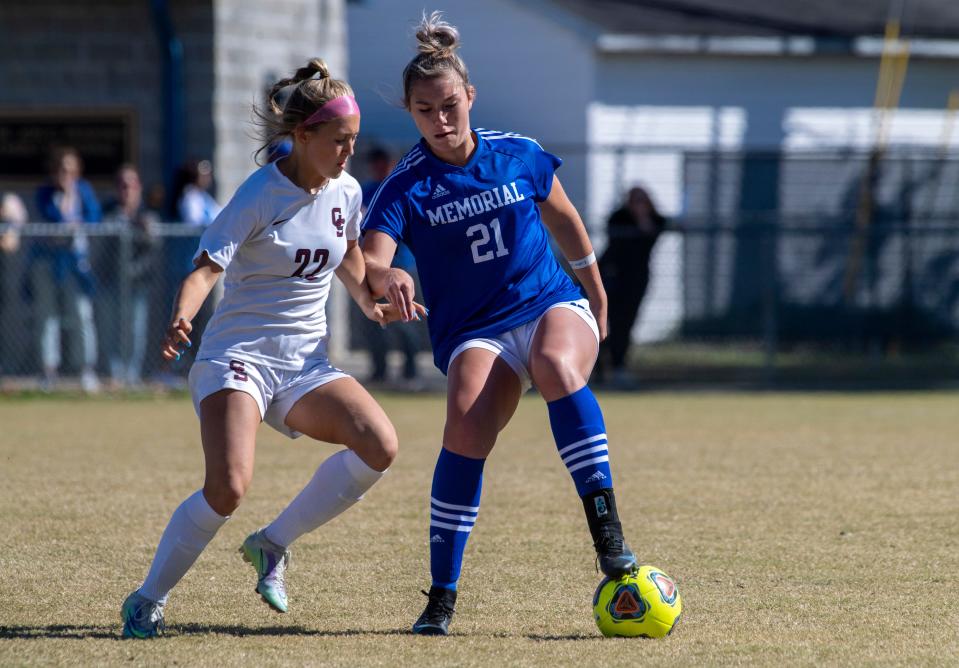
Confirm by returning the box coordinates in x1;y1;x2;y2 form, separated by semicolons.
0;0;215;212
0;0;346;212
212;0;346;199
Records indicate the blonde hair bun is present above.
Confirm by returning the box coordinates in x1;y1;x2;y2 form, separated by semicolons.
304;58;330;80
402;11;472;108
415;11;460;58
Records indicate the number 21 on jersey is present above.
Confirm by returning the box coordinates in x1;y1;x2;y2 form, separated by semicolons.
466;218;509;264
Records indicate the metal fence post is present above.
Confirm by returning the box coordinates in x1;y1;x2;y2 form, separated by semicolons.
761;221;778;382
118;225;133;379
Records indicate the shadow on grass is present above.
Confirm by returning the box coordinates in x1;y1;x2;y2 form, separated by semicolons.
171;623;409;638
525;633;599;642
0;625;117;640
0;624;409;640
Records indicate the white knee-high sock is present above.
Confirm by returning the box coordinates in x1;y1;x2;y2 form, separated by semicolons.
138;490;228;604
264;449;386;549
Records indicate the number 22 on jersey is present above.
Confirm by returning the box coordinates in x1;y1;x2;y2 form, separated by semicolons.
291;248;329;280
466;218;509;264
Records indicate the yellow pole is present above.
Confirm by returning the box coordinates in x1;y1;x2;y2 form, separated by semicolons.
844;19;911;301
872;20;900;110
938;89;959;156
874;20;910;150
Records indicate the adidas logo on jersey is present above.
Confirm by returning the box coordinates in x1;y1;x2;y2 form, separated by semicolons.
584;470;608;484
431;182;451;199
430;534;445;543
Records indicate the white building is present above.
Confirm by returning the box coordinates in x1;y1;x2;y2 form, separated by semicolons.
348;0;959;342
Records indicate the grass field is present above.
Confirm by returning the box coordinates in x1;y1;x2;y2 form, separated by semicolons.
1;391;957;666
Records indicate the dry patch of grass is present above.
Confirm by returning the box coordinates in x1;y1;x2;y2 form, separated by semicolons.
1;392;957;666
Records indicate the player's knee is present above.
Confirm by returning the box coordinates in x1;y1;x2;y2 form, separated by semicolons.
371;426;399;471
443;418;496;457
531;349;585;396
204;488;242;516
203;474;249;515
355;422;398;472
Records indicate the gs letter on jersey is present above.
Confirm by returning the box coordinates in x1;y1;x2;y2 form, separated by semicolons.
331;207;345;237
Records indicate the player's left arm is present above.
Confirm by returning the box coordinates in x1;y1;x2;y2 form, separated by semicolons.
336;241;425;326
538;175;608;341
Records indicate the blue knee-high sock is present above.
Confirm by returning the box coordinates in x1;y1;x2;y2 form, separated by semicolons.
547;386;613;496
429;448;484;591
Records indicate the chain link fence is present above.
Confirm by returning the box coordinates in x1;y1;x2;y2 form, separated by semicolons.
2;147;957;390
0;223;201;388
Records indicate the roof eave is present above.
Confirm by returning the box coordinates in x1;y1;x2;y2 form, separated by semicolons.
597;33;959;59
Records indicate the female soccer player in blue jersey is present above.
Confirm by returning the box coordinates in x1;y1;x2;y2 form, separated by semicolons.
362;13;638;636
120;60;424;639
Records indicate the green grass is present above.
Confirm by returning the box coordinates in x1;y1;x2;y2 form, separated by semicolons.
1;392;957;666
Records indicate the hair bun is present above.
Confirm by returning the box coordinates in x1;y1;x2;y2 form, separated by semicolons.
415;10;460;57
307;58;330;80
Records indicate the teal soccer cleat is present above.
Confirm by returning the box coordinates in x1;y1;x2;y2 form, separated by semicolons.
240;529;291;613
120;591;165;639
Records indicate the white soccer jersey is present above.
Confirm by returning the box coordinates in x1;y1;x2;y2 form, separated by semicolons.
192;162;362;370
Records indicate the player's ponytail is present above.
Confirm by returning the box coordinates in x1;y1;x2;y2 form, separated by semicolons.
403;11;473;109
253;58;353;164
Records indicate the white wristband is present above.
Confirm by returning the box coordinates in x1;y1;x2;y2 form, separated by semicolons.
568;252;596;270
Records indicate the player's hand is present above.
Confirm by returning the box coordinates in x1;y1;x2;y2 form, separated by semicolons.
385;268;416;322
367;301;427;326
161;317;193;360
589;297;608;342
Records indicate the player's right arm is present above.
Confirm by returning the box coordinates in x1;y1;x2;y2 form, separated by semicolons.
162;173;261;360
161;253;223;360
360;172;418;321
361;233;416;323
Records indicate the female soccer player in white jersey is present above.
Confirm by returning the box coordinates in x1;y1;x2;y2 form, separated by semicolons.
362;13;638;636
121;59;424;639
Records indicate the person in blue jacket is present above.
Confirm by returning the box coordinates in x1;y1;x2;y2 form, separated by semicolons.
362;12;638;635
31;146;102;392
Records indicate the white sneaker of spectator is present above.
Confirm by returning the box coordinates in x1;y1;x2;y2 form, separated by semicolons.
81;368;101;394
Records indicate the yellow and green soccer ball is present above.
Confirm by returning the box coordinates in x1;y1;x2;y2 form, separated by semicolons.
593;565;682;638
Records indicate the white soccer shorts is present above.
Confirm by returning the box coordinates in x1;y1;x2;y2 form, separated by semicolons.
447;298;600;392
189;356;349;438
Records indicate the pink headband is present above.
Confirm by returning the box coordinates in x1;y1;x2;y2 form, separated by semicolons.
303;95;361;126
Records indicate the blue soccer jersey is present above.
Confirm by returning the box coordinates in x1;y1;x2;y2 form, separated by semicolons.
363;129;582;373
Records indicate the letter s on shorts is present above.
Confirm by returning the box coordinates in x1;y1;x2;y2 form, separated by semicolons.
229;360;248;381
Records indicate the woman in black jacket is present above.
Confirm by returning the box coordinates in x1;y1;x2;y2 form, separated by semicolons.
598;186;665;385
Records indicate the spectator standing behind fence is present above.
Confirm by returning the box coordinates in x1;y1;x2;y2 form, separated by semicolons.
360;147;421;386
176;159;222;227
171;160;225;351
100;164;162;388
1;193;28;372
170;159;222;275
1;192;27;254
598;186;665;387
31;147;102;393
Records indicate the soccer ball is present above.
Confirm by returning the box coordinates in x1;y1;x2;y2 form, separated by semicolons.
592;565;682;638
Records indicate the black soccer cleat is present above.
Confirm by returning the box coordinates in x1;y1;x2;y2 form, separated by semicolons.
412;586;457;636
582;488;638;578
593;527;638;578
